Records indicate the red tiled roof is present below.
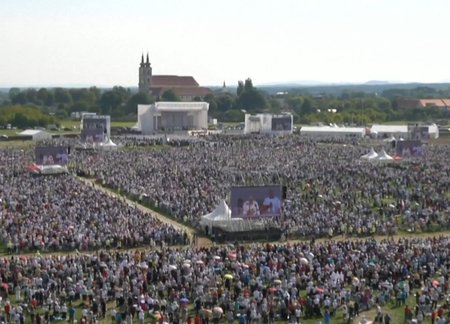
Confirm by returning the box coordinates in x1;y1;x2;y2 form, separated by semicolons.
418;99;449;108
151;75;199;87
398;98;450;109
150;86;212;98
440;99;450;106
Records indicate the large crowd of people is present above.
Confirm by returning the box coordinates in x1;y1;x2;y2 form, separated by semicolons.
0;133;449;323
0;150;190;253
1;237;450;323
71;135;450;238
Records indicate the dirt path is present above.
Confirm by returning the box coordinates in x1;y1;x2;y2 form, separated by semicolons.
78;177;213;247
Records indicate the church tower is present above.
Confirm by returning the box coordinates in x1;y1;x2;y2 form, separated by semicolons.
138;53;152;94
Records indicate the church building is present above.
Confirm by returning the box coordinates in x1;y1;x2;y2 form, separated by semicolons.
138;54;212;101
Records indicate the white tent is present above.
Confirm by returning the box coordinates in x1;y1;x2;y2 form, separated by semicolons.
200;200;247;234
98;138;118;150
18;129;52;141
28;163;68;175
361;147;378;160
376;149;393;161
200;200;232;226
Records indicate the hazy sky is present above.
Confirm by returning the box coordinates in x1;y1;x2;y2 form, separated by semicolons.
1;0;449;87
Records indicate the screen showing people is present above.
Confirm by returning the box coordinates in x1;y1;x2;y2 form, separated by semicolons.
231;186;282;218
81;117;107;143
80;129;105;144
396;140;423;157
35;147;69;166
271;116;292;131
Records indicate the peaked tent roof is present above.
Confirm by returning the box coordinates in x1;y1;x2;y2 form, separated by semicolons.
361;147;378;159
376;149;393;160
18;129;48;136
201;200;232;222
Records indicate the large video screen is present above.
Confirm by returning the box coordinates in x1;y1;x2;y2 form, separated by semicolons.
396;140;423;157
82;117;108;131
409;126;429;140
80;128;105;143
35;147;69;166
230;185;283;218
81;117;108;143
271;116;292;131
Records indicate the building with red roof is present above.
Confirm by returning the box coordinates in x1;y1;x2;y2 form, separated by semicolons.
138;54;212;101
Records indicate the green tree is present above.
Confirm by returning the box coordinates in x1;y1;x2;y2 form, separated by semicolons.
216;94;234;112
9;88;21;102
244;78;253;91
125;92;154;115
301;97;316;115
161;89;180;101
54;88;73;105
37;88;52;106
237;81;244;96
236;89;267;111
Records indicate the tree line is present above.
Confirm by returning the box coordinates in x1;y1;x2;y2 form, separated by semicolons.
1;81;449;129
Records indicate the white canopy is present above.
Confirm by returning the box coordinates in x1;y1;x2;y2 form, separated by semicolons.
361;147;378;160
29;164;68;175
98;138;118;150
376;149;393;160
200;200;232;225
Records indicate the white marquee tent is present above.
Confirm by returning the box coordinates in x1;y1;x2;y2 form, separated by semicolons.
361;147;379;160
200;200;245;234
18;129;52;141
376;149;394;161
98;138;118;150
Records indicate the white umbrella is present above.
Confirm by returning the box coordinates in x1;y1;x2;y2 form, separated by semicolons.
168;265;177;271
138;262;149;270
213;306;223;314
300;257;309;265
196;260;204;265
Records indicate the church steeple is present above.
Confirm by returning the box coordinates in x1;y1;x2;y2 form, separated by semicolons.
146;52;150;67
139;52;152;94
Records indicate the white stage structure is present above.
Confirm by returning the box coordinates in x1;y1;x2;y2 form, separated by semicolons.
300;126;365;139
137;102;209;135
370;125;408;139
244;113;293;135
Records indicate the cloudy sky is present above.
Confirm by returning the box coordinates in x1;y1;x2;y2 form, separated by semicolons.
1;0;449;87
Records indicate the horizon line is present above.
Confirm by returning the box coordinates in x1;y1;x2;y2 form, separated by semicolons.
1;80;450;89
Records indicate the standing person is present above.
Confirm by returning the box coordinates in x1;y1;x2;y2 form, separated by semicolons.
69;306;75;324
242;196;260;218
262;190;281;215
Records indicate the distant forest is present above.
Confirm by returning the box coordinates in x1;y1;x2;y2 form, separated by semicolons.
0;80;449;128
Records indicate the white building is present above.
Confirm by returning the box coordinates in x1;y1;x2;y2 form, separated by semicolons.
137;102;209;135
300;126;365;139
244;113;293;135
18;129;52;141
370;125;408;139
